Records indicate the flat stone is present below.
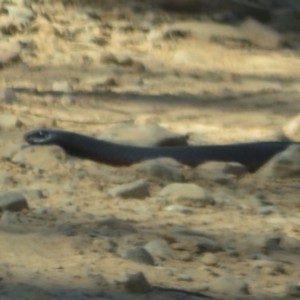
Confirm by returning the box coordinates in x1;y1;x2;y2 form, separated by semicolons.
133;159;184;182
236;235;271;256
118;247;155;265
0;211;21;225
0;88;18;103
108;179;150;199
209;276;249;295
174;235;223;253
252;260;285;275
52;81;72;92
5;5;35;21
239;18;282;49
0;191;29;212
99;51;118;64
286;284;300;298
144;239;172;260
201;253;219;266
0;170;14;185
96;217;137;234
158;183;214;208
124;272;152;294
258;145;300;179
176;274;193;282
164;204;194;214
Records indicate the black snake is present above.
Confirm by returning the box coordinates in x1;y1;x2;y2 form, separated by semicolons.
24;129;298;172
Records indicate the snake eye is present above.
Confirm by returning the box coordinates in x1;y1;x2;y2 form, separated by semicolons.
25;130;51;144
36;131;49;139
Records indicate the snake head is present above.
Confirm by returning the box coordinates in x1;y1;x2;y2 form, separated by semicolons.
24;129;54;145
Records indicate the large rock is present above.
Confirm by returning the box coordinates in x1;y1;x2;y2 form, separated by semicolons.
108;179;150;199
158;183;214;207
0;191;29;212
239;18;282;49
257;145;300;179
209;276;249;295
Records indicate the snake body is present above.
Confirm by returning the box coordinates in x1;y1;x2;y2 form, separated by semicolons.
24;129;299;172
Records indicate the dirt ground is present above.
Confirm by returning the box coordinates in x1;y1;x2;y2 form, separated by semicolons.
1;1;300;300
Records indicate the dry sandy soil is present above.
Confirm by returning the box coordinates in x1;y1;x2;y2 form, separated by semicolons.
0;1;300;300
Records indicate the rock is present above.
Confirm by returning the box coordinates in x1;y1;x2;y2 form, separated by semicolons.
239;18;282;49
17;37;35;50
258;207;274;215
224;162;248;177
96;217;137;234
148;21;243;44
98;124;188;147
52;81;72;92
124;272;152;294
0;142;27;160
269;129;290;141
280;235;300;250
173;235;223;253
284;114;300;136
173;50;202;64
0;88;18;103
172;227;215;240
243;196;275;214
0;16;24;35
34;206;49;215
196;161;247;184
144;239;172;260
0;211;21;225
0;170;14;185
16;189;44;201
4;5;35;21
178;252;193;262
12;145;66;168
248;196;274;208
286;284;300;298
252;260;285;275
148;196;170;206
208;276;249;295
118;247;155;265
108;179;150;199
201;253;219;266
81;76;118;88
258;145;300;179
0;191;29;212
0;42;21;67
196;162;231;184
134;205;150;214
164;204;194;214
133;159;184;182
99;51;118;64
158;183;214;208
60;95;74;106
0;114;22;129
195;237;223;254
236;235;271;256
117;55;134;66
78;34;108;46
176;274;193;282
